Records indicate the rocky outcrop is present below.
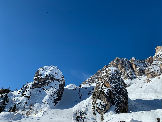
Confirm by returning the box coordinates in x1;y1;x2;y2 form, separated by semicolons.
33;66;65;88
82;46;162;120
20;66;65;104
155;46;162;54
83;58;147;86
2;66;65;115
83;46;162;86
92;67;128;121
0;89;10;113
145;46;162;79
110;57;136;80
32;66;65;104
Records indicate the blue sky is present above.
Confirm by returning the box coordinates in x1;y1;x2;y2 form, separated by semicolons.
0;0;161;90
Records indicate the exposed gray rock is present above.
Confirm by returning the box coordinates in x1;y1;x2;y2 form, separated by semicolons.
21;66;65;106
83;46;162;86
1;66;65;114
82;46;162;120
145;46;162;79
92;67;128;121
0;89;10;113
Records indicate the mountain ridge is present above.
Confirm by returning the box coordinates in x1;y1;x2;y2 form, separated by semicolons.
0;46;162;122
82;46;162;87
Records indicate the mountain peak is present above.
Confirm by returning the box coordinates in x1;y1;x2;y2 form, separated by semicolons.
0;47;162;122
155;46;162;54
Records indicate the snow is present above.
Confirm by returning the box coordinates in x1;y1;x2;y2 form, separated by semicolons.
65;84;77;89
0;74;162;122
38;66;63;80
108;67;119;74
0;112;23;121
4;81;61;114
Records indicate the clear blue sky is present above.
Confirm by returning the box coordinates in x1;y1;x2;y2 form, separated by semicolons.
0;0;161;90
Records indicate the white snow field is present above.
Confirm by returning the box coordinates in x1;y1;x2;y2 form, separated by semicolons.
0;74;161;122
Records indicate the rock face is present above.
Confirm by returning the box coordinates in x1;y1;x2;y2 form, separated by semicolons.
145;46;162;79
33;66;65;88
32;66;65;104
2;66;65;115
110;58;136;80
83;58;149;86
0;89;10;113
83;46;162;86
20;66;65;106
92;67;128;120
82;46;162;120
155;46;162;54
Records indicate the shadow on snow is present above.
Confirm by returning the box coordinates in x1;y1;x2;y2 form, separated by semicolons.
54;86;94;109
129;99;162;112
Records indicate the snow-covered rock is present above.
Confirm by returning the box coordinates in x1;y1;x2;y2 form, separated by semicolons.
65;84;77;89
0;46;162;122
91;67;128;121
1;66;65;116
33;65;64;88
0;73;161;122
145;46;162;79
0;89;10;113
82;46;162;86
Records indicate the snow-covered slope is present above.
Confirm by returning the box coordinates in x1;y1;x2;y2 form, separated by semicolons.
74;74;162;122
0;85;94;122
0;74;161;122
0;66;65;117
0;46;162;122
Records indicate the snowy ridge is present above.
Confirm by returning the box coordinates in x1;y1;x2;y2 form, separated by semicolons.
0;75;162;122
35;66;63;80
0;46;162;122
1;74;161;122
1;66;65;117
